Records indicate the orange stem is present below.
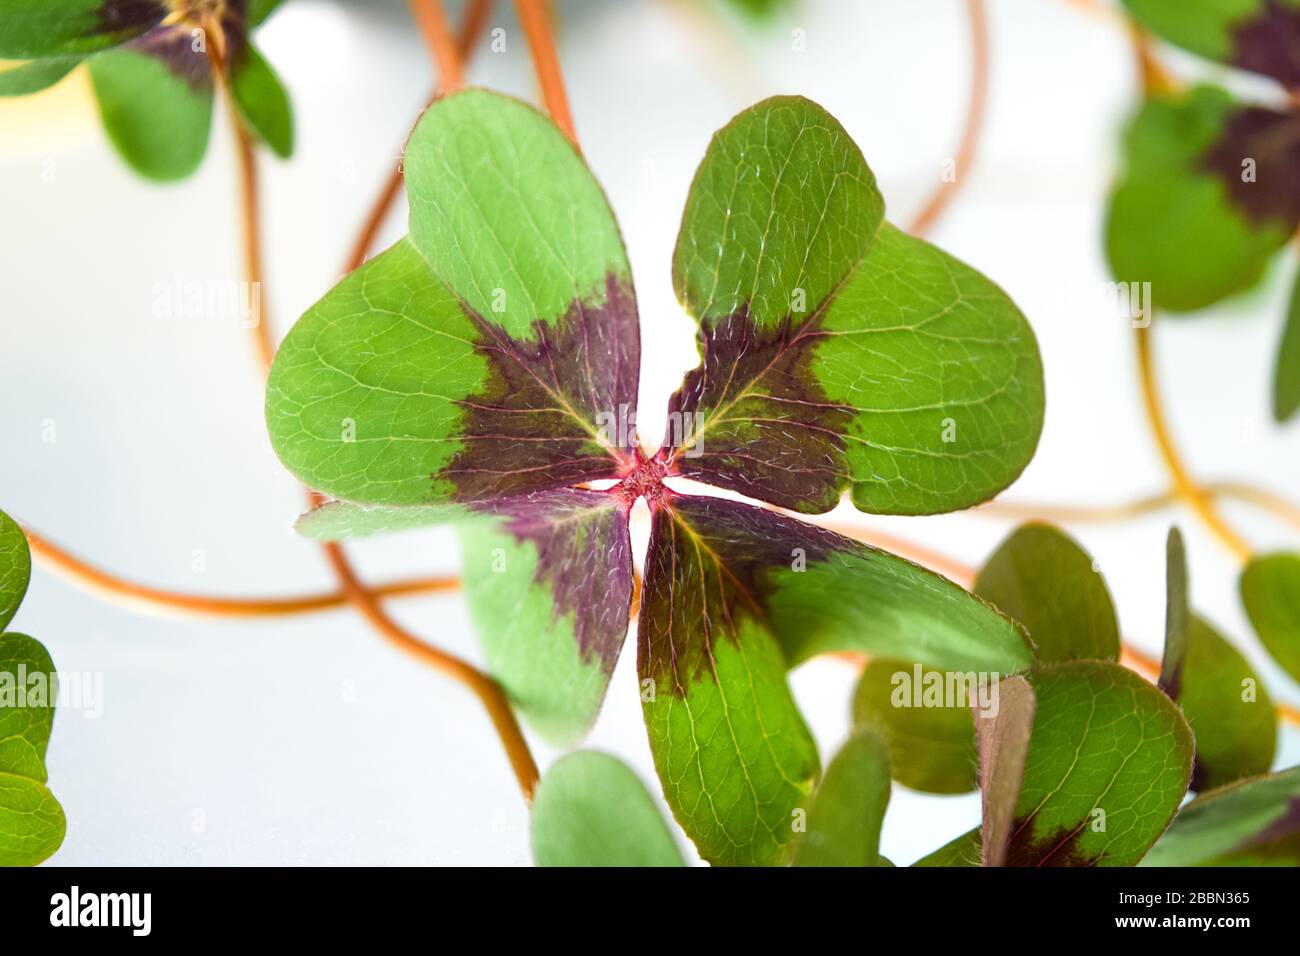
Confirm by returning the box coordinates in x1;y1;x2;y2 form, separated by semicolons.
907;0;988;236
344;161;409;275
977;482;1300;534
219;1;537;801
318;533;538;799
24;528;458;618
515;0;578;145
408;0;465;91
1135;324;1253;563
816;518;978;585
1130;24;1179;96
203;17;275;371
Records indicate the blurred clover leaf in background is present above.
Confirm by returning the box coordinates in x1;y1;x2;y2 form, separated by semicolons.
0;0;292;179
1109;0;1300;423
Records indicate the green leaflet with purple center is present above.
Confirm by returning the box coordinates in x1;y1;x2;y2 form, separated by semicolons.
1142;766;1300;866
916;662;1193;867
268;90;640;742
294;490;634;747
459;490;632;746
1107;85;1300;312
89;23;214;181
267;89;640;508
1122;0;1300;87
638;493;1029;866
663;96;1044;516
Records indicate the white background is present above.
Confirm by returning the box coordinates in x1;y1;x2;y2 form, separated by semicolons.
1;0;1297;866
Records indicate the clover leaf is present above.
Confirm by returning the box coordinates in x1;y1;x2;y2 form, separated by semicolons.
850;522;1116;797
1240;551;1300;684
530;751;684;867
0;507;66;867
790;729;891;867
1142;766;1300;867
1106;0;1300;422
265;89;1046;866
0;0;292;179
974;522;1120;663
851;657;979;795
918;662;1193;867
667;98;1044;515
1160;529;1276;791
1122;0;1300;87
1106;85;1299;314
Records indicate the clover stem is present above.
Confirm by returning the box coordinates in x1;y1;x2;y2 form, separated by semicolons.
974;481;1300;534
317;526;540;799
408;0;465;91
230;114;275;370
515;0;578;146
342;0;492;273
203;15;277;371
212;0;540;802
23;528;458;617
1134;323;1253;563
817;518;978;584
1129;23;1179;96
906;0;988;237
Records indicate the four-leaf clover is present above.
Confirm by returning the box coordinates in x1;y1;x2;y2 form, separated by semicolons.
265;89;1048;865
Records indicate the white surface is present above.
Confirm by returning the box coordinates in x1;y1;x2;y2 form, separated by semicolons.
1;0;1297;866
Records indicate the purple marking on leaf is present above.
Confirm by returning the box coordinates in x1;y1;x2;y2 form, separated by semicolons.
127;23;212;92
1000;822;1104;867
221;0;255;68
637;493;855;692
444;274;641;502
1230;0;1300;87
473;488;632;672
93;0;167;40
1200;105;1300;229
661;306;851;513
